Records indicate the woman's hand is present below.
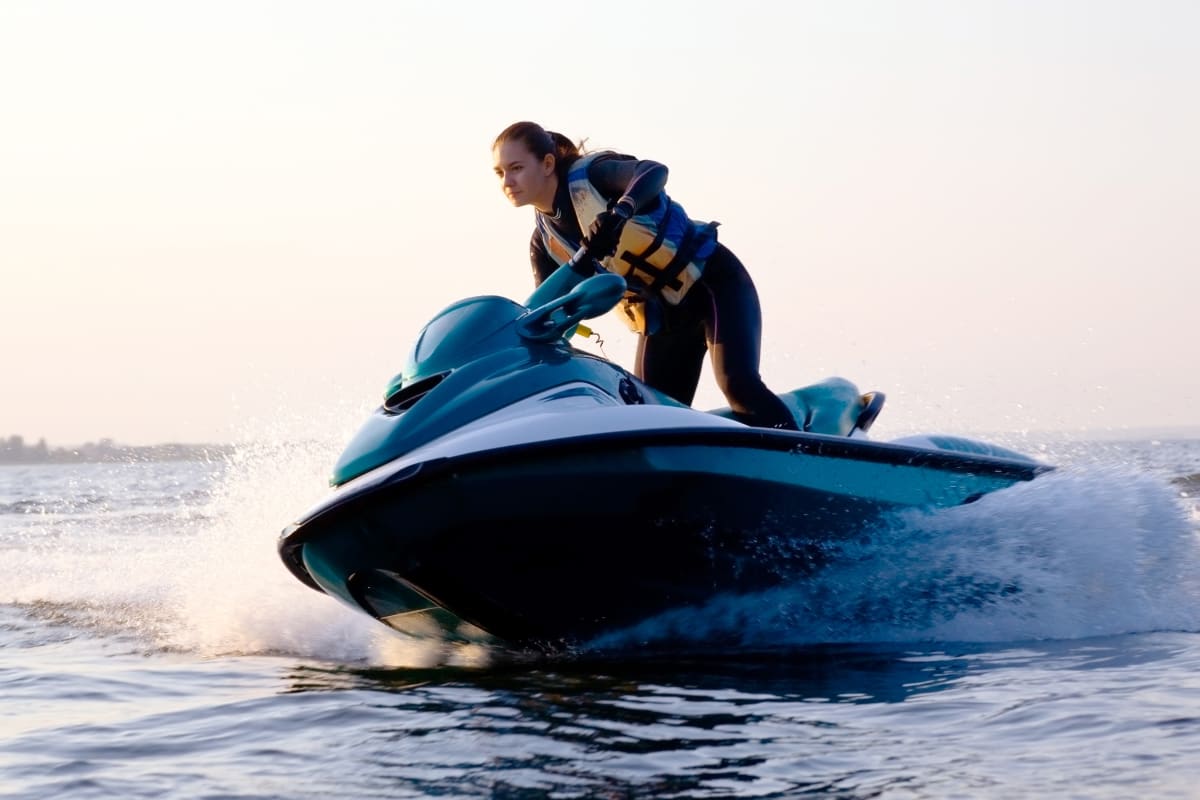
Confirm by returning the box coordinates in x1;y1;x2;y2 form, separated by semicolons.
584;197;636;259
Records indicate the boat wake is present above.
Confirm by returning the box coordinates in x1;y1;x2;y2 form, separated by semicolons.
587;463;1200;652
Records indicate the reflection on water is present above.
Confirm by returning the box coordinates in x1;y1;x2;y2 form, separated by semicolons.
285;645;975;704
260;638;1200;799
272;646;972;798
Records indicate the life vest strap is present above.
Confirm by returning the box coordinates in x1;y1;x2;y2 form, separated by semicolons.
618;217;699;293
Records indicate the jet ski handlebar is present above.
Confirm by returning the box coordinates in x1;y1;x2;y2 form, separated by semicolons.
517;271;627;342
523;243;608;313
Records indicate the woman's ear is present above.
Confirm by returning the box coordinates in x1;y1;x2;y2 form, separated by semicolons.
542;153;556;176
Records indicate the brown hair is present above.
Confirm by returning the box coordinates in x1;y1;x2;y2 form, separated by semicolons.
493;121;583;180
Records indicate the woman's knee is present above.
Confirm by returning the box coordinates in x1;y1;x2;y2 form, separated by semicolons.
715;369;770;410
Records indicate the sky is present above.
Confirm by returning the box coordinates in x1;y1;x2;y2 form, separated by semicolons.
3;0;1198;447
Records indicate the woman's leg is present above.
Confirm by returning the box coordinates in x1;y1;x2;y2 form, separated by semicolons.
634;319;708;406
697;245;799;430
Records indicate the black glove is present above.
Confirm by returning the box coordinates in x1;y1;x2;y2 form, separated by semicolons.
584;197;636;260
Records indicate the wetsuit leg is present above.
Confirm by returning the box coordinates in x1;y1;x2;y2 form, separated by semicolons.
634;318;708;406
695;245;799;430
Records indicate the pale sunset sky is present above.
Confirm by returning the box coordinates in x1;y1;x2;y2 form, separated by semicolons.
3;1;1197;446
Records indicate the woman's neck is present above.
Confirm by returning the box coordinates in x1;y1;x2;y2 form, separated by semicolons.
533;174;559;215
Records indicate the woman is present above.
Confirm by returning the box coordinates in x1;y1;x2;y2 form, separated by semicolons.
491;121;798;430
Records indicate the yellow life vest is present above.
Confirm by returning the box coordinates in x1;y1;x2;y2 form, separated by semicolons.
536;153;718;333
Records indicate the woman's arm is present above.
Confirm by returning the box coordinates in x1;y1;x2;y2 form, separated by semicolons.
529;230;558;286
588;155;668;213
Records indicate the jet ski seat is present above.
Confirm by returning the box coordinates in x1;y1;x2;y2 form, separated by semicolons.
710;377;885;436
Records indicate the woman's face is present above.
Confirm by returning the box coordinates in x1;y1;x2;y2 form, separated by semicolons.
492;139;556;212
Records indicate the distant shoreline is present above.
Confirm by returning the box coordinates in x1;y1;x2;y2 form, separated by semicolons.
1;436;234;465
3;425;1198;466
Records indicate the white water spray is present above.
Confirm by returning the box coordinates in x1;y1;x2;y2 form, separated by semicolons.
0;397;469;667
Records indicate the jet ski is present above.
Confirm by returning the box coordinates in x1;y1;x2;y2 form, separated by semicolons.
278;250;1051;652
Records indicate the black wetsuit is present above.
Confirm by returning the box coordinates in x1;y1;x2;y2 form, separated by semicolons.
530;153;798;430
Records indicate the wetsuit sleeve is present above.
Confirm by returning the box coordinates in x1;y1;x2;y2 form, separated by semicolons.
529;229;558;286
587;154;669;213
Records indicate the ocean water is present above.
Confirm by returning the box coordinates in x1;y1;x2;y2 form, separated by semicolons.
2;433;1199;799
